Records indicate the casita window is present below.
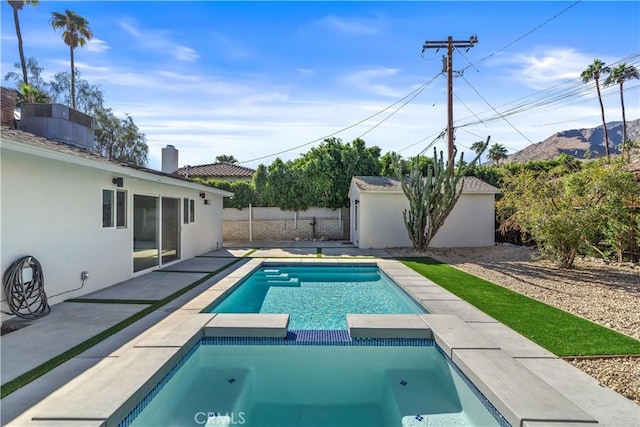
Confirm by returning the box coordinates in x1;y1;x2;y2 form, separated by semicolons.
103;189;127;228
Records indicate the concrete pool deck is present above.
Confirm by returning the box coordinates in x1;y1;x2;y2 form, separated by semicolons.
2;247;639;426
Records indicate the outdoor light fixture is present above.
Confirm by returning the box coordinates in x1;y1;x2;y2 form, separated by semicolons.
112;177;124;187
199;192;205;198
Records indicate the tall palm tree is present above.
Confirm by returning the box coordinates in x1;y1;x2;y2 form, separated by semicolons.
581;59;611;159
8;0;39;86
488;143;508;166
604;63;639;157
470;140;487;164
50;9;92;110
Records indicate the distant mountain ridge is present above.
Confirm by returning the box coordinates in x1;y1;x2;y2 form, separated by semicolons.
507;118;640;163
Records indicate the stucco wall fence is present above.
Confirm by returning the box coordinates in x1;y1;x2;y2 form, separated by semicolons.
223;207;349;241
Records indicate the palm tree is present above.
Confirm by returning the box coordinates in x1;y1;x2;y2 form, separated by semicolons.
581;59;611;159
17;83;51;105
488;143;508;166
604;63;639;157
216;154;238;163
470;140;487;164
8;0;39;86
50;10;92;110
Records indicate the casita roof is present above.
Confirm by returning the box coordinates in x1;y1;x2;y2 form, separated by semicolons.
352;175;500;194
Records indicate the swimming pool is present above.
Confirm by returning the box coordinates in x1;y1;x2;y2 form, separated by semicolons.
120;335;507;427
205;265;426;329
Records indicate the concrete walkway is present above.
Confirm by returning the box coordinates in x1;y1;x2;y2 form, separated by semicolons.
0;248;252;425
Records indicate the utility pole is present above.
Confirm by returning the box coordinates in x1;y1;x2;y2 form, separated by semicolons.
422;35;478;173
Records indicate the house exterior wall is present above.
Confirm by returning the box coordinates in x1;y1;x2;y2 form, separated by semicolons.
349;186;496;249
429;193;496;248
1;149;225;320
223;207;348;241
358;192;412;249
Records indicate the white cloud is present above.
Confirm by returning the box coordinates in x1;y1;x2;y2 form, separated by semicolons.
320;15;382;35
343;67;405;97
297;68;314;76
85;38;110;53
117;19;199;62
495;47;616;90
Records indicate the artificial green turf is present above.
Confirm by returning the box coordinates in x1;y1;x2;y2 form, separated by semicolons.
400;257;640;357
65;298;158;304
0;257;244;399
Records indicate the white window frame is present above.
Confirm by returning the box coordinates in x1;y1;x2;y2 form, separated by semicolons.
102;188;128;229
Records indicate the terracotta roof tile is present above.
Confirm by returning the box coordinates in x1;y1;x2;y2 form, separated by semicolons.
175;162;255;178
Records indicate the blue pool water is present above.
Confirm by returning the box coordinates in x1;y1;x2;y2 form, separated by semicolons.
206;265;426;329
122;337;506;427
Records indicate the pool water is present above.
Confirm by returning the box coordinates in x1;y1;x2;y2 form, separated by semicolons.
125;340;503;427
206;265;426;329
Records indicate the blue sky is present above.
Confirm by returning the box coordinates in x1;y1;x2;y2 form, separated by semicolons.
2;1;639;170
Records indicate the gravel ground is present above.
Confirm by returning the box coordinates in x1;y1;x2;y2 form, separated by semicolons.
388;244;640;404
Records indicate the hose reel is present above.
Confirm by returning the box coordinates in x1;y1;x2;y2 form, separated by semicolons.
3;256;50;319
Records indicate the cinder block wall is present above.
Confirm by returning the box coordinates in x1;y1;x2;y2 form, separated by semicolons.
223;207;349;241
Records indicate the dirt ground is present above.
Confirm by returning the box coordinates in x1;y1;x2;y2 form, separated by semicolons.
387;244;640;404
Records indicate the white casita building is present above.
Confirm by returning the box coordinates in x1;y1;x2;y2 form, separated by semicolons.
348;176;500;249
0;89;231;320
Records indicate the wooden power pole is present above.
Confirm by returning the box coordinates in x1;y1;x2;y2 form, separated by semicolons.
422;35;478;173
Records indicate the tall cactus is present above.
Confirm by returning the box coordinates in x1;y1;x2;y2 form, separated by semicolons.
398;137;489;250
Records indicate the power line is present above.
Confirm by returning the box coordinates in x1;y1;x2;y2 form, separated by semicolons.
238;73;442;165
460;74;536;145
357;73;441;139
459;1;582;73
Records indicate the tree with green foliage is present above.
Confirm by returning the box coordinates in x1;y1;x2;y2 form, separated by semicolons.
499;158;638;267
7;0;39;86
199;179;257;209
293;137;381;209
604;63;639;157
564;160;638;262
470;140;486;164
4;56;48;94
215;154;238;163
47;70;104;114
398;138;488;250
94;108;148;166
16;82;50;105
488;143;508;165
379;151;405;176
500;169;590;268
50;9;93;110
262;158;312;211
581;59;611;159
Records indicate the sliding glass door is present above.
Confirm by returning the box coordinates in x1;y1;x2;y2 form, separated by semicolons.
161;197;180;264
133;195;159;272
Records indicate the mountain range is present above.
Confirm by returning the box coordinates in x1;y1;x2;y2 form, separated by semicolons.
507;118;640;163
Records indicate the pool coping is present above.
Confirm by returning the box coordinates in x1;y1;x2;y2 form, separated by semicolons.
7;258;639;427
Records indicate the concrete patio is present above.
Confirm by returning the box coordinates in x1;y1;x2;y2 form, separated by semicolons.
2;244;639;426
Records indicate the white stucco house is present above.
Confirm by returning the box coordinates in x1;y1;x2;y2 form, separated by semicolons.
0;91;231;320
348;176;500;249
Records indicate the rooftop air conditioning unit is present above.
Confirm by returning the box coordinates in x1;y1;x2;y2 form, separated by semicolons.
20;103;95;150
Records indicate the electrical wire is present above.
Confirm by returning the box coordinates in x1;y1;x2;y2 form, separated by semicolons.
238;73;443;165
2;256;50;320
357;74;441;139
458;1;582;73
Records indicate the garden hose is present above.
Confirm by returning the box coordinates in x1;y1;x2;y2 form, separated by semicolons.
2;256;50;319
